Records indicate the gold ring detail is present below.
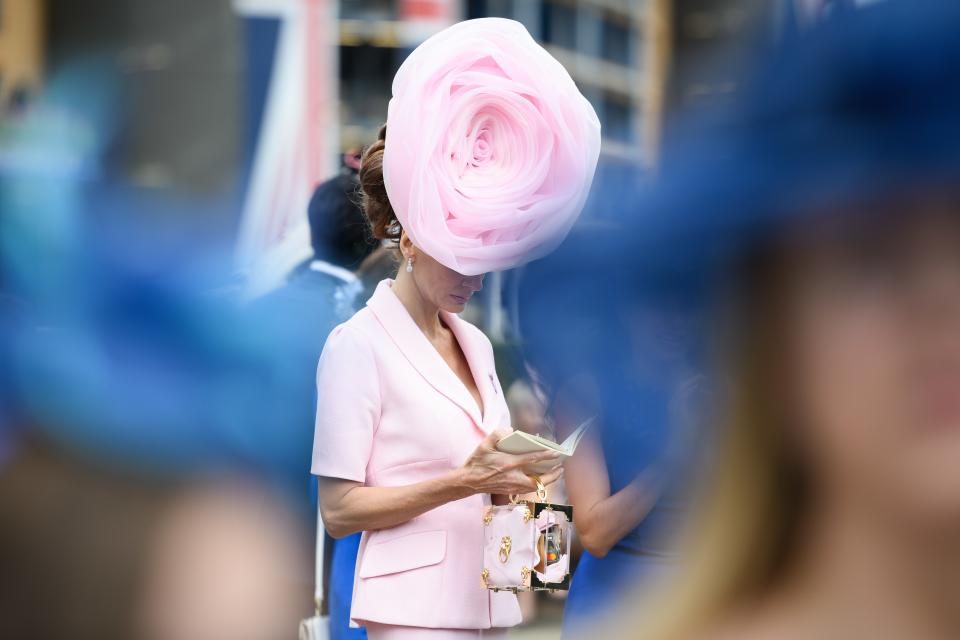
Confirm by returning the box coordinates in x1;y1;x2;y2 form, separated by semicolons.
531;475;547;501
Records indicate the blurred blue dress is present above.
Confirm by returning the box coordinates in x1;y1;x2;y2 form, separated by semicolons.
561;375;694;638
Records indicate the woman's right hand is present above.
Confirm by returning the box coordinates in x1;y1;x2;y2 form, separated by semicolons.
455;429;563;496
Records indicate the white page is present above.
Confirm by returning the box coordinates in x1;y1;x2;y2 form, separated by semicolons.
559;416;596;454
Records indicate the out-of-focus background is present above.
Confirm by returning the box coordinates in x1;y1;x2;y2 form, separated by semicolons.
0;0;777;317
0;1;891;639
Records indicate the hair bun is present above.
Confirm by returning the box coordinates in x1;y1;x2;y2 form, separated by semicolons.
359;124;399;242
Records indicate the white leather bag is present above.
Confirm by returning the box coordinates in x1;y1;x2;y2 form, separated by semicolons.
299;497;329;640
481;482;573;592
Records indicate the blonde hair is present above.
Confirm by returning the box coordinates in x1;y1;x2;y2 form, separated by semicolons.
623;262;806;640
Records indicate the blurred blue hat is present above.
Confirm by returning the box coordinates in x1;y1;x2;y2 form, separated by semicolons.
7;231;329;486
520;0;960;393
0;54;336;490
0;58;329;488
630;0;960;277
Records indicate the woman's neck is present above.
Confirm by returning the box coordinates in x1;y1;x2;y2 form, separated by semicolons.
391;271;445;338
763;493;960;640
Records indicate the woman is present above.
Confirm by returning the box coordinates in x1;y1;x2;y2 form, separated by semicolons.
311;18;600;639
592;2;960;638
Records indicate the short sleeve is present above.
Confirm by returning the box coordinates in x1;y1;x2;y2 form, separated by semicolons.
311;324;380;481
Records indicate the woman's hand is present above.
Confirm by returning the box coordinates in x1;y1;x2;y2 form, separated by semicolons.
318;430;563;537
454;429;563;496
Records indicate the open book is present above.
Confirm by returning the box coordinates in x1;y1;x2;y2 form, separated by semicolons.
495;417;596;474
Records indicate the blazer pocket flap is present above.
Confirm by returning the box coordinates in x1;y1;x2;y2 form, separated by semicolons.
358;530;447;578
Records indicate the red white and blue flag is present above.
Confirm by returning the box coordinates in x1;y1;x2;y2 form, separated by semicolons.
233;0;339;299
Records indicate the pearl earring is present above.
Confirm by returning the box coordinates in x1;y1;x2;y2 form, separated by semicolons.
406;257;414;273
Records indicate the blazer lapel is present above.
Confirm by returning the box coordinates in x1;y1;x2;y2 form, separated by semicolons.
442;311;499;434
367;280;485;428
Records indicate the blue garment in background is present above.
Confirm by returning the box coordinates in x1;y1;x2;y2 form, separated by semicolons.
563;549;673;638
329;531;365;640
256;263;366;639
562;373;695;638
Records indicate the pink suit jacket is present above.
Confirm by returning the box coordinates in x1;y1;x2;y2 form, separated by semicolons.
311;279;522;630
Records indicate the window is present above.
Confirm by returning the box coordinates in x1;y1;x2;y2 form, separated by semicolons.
542;1;577;50
602;92;634;144
466;0;515;19
601;16;633;65
340;0;394;21
339;45;402;131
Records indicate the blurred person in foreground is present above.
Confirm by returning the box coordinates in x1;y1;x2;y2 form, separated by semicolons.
312;18;599;639
0;445;305;640
551;1;960;638
0;37;316;640
0;233;311;640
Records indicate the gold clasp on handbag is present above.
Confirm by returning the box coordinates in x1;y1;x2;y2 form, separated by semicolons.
498;536;512;563
520;566;531;585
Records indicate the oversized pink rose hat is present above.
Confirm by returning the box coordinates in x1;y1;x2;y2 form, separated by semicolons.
383;18;602;276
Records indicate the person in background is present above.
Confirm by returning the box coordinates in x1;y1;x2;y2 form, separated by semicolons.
562;310;702;639
248;151;377;640
248;150;376;383
521;249;706;638
272;150;377;320
505;377;551;442
355;246;401;302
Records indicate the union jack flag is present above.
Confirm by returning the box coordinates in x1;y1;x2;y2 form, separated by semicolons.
233;0;339;299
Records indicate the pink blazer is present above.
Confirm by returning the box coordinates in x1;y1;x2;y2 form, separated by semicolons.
311;279;522;630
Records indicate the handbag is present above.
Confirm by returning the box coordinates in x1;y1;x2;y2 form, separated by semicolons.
299;495;330;640
481;478;573;592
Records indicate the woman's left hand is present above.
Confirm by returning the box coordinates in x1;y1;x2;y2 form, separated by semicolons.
455;429;563;496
